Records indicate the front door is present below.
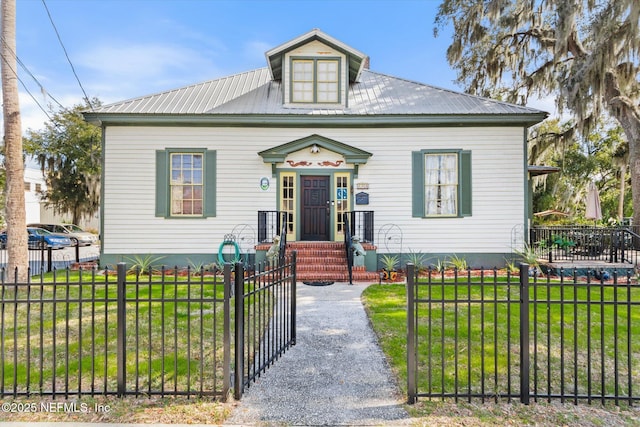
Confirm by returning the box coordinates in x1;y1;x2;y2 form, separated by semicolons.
301;176;330;241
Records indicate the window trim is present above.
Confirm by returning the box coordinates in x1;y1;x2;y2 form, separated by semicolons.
412;149;472;218
289;56;342;105
156;148;217;218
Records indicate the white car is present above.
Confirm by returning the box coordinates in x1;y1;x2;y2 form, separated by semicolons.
27;223;99;246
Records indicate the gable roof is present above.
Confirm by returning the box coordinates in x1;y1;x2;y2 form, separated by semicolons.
265;28;368;83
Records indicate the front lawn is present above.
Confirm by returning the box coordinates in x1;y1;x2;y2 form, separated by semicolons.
362;281;640;426
1;269;228;398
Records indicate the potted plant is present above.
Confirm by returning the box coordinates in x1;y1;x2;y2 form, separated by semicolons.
380;254;399;281
552;235;576;256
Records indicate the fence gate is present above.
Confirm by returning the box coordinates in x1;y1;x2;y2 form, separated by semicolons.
233;253;297;399
0;254;296;401
407;263;640;405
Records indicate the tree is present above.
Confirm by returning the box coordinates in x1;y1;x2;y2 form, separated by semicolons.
435;0;640;224
531;121;631;222
1;0;28;280
24;99;101;225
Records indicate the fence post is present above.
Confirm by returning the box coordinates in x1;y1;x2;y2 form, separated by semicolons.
406;263;417;404
519;263;530;405
116;262;127;397
222;263;232;400
47;247;53;272
233;262;244;400
291;251;297;346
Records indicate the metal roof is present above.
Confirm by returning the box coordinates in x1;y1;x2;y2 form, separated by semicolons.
91;68;272;115
88;67;546;119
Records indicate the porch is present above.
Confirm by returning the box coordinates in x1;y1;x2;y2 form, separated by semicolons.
529;225;640;275
256;210;378;282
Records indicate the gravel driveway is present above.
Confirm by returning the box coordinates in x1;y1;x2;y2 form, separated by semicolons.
224;282;409;426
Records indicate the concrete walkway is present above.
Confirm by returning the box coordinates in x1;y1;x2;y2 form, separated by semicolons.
225;282;410;426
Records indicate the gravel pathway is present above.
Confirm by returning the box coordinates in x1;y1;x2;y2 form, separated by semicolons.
225;282;410;426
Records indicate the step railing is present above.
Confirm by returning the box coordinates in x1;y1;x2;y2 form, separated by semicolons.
343;212;354;285
345;211;374;243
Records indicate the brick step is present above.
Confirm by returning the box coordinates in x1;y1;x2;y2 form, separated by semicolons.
295;255;346;264
297;271;380;282
258;241;379;282
292;249;346;258
297;264;350;272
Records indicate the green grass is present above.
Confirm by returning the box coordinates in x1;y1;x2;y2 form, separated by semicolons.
0;270;229;396
363;278;640;425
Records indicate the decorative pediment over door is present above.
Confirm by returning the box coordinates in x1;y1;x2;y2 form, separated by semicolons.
258;134;372;177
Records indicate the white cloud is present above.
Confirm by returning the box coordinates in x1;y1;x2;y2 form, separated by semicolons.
76;41;225;100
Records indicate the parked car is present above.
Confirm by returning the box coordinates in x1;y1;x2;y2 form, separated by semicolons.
27;223;98;246
0;227;73;249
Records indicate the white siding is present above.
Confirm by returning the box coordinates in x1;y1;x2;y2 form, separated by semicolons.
103;126;525;255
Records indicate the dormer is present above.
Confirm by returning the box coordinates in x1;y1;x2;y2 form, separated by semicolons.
265;29;369;109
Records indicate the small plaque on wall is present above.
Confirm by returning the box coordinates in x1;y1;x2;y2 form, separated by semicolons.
355;192;369;205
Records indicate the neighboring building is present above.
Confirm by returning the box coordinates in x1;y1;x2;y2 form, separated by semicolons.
23;167;99;232
24;167;45;225
84;29;547;270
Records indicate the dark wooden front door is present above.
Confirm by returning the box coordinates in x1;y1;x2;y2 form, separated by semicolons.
301;176;330;241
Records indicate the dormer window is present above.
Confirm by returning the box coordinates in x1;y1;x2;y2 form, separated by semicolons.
291;58;340;104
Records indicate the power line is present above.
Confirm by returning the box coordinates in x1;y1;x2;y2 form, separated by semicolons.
0;35;65;111
16;54;65;110
0;44;56;126
41;0;94;111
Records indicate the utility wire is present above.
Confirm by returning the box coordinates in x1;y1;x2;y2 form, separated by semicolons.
0;35;65;111
0;39;56;126
16;55;65;110
41;0;95;111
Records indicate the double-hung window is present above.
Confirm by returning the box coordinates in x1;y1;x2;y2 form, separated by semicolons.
291;58;340;104
170;153;203;216
156;148;217;218
425;153;458;216
412;150;472;218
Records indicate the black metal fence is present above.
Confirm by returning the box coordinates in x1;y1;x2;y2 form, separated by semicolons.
407;264;640;405
0;243;100;272
0;254;297;400
234;253;297;399
530;226;640;266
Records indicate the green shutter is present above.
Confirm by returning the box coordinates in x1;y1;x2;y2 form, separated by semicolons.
204;150;217;217
155;150;168;217
412;151;425;218
459;150;472;217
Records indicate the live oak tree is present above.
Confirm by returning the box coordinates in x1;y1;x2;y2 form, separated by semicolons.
436;0;640;224
531;121;631;221
24;100;101;226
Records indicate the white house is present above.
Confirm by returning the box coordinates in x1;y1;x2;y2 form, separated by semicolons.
84;29;547;274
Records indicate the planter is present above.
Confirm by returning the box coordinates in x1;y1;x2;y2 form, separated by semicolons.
381;268;398;281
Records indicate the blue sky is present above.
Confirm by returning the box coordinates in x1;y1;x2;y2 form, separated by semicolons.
16;0;549;133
